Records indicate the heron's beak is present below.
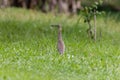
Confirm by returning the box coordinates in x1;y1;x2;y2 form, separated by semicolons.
51;24;59;27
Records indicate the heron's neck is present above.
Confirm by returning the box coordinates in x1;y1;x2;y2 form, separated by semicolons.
58;30;62;40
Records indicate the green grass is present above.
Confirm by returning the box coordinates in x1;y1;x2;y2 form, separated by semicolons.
0;8;120;80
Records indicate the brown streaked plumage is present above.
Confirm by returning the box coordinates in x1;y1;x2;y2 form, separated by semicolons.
51;24;65;54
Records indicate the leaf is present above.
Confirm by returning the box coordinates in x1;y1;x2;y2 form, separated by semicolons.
95;2;99;5
92;4;98;9
99;0;103;5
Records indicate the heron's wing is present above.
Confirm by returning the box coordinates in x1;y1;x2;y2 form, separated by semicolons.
58;40;65;54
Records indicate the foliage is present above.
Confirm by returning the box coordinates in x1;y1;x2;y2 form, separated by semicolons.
84;1;104;22
81;0;105;40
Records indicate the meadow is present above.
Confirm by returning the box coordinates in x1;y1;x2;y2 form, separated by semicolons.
0;8;120;80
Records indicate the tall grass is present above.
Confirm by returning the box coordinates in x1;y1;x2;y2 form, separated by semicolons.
0;8;120;80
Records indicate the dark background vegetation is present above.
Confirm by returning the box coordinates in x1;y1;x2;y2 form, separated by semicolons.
0;0;120;14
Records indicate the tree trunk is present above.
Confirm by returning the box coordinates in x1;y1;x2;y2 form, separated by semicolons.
29;0;38;9
58;0;68;13
49;0;57;12
1;0;9;8
94;9;97;41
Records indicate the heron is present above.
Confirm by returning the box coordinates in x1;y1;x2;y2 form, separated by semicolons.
51;24;65;54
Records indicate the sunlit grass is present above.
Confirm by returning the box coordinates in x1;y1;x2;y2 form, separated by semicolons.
0;8;120;80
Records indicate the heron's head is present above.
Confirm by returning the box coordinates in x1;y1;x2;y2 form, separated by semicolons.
51;24;62;31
